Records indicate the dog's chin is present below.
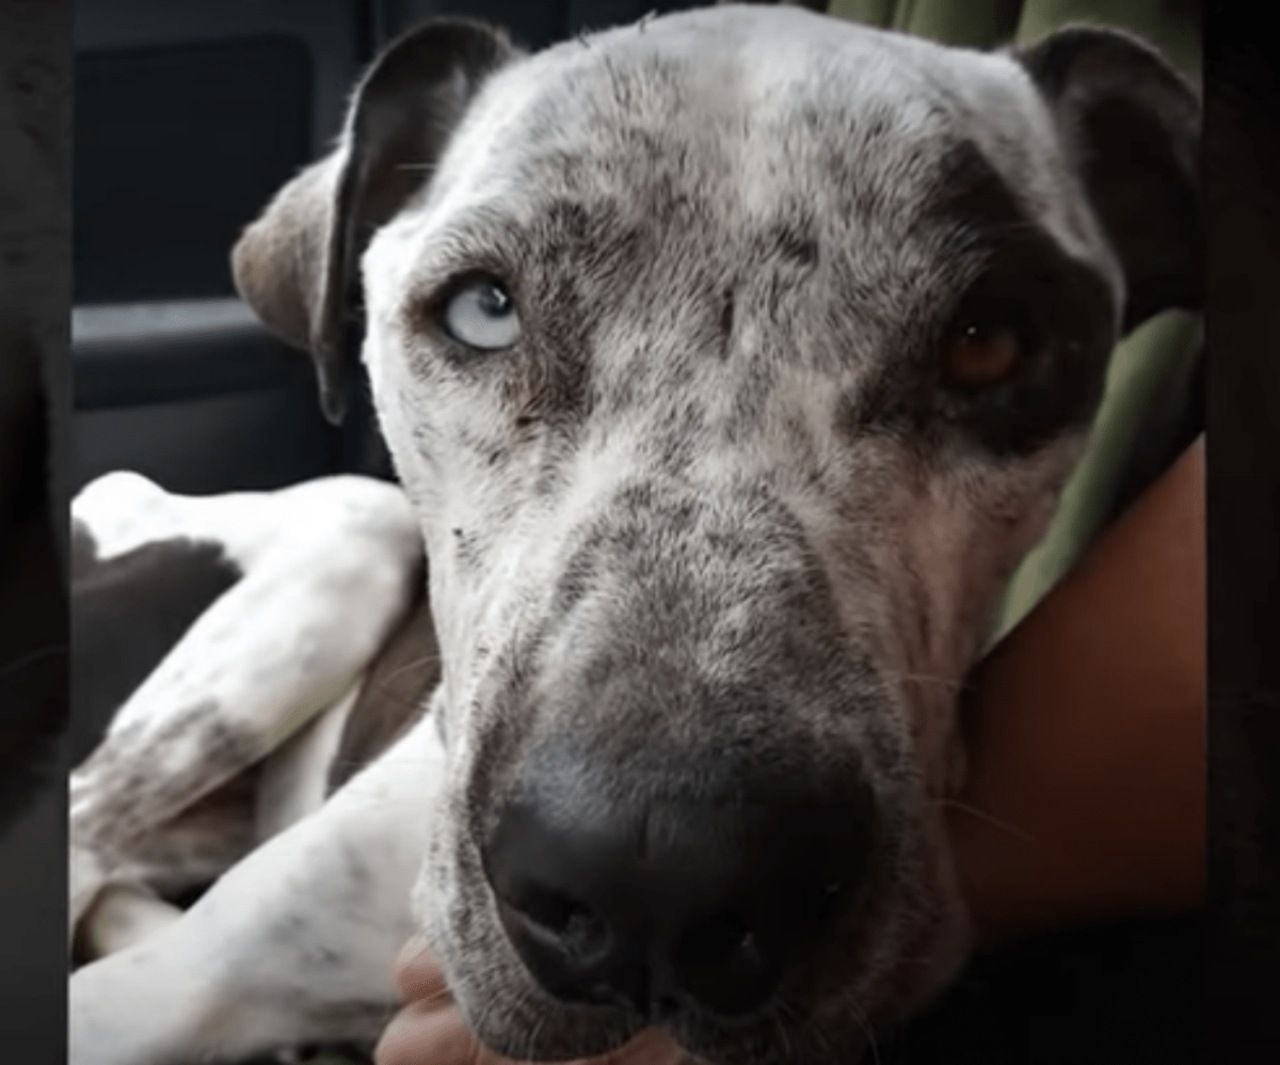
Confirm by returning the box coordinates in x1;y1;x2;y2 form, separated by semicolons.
422;755;970;1064
463;992;865;1065
423;798;972;1065
462;992;877;1065
852;872;975;1036
421;904;640;1060
440;887;971;1065
870;899;973;1023
461;989;641;1063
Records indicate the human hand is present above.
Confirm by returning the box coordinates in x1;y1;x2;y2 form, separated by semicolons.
374;937;689;1065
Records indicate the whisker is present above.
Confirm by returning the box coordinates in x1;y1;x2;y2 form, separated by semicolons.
880;668;972;693
379;653;441;686
518;995;543;1065
848;997;882;1065
770;1006;796;1063
818;984;882;1065
928;798;1034;841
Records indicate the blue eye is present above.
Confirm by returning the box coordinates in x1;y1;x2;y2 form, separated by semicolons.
442;277;521;351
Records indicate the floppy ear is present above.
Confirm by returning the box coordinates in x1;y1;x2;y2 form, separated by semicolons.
232;18;518;423
1016;26;1201;333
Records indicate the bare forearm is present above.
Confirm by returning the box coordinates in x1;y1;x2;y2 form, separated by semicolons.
952;437;1205;947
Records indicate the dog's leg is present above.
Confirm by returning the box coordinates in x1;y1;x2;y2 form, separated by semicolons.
70;499;421;886
70;846;111;935
254;679;362;842
72;771;261;953
76;883;183;961
69;708;443;1065
71;550;416;844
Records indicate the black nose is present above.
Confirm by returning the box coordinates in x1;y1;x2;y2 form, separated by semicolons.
481;772;876;1019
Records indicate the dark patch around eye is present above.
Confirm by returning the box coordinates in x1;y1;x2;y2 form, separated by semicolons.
841;140;1118;457
937;190;1117;453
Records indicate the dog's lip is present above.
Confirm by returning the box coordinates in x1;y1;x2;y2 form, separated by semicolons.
603;1027;690;1065
474;996;875;1065
462;887;909;1065
471;1000;642;1062
657;1011;873;1065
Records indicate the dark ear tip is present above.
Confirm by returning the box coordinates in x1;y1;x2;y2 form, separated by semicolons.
361;15;517;98
1017;23;1199;106
1016;22;1201;333
1019;23;1163;64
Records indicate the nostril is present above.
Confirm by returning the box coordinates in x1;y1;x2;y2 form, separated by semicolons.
520;884;585;934
677;911;755;969
674;910;776;1017
507;884;609;958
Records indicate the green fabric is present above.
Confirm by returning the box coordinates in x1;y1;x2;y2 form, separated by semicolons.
824;0;1201;639
827;0;1201;77
826;0;896;29
894;0;1023;49
993;312;1202;639
828;0;1021;47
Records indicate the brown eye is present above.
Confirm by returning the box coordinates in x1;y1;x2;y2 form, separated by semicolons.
941;321;1022;387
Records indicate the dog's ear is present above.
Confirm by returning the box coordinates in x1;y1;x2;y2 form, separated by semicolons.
232;19;517;423
1016;26;1200;332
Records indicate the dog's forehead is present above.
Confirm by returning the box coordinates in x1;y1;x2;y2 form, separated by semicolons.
426;10;1070;235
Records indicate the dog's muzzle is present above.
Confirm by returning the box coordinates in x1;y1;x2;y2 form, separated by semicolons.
434;478;924;1059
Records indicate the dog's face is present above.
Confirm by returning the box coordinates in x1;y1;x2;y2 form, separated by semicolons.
234;7;1199;1063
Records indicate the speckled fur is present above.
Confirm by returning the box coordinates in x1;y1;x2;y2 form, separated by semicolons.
68;472;424;936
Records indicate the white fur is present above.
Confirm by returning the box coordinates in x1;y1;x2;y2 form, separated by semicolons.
70;716;445;1065
70;473;423;939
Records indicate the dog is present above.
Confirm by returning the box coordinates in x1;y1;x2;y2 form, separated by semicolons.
68;5;1200;1064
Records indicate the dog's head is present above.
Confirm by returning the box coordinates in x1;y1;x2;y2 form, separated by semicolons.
233;7;1199;1062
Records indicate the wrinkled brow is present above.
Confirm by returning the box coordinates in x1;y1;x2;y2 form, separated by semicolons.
405;190;646;305
403;206;535;298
